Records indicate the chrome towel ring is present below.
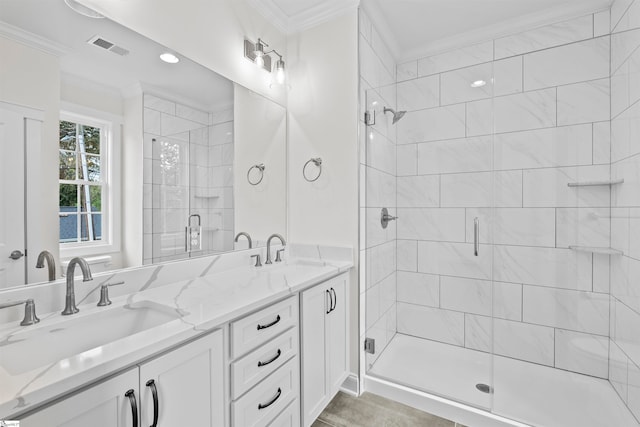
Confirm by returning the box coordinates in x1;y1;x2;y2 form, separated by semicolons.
303;157;322;182
247;163;265;185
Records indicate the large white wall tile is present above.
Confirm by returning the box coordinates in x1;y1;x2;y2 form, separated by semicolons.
558;79;611;126
367;240;396;286
594;121;612;165
523;165;612;207
523;286;609;334
468;89;557;135
440;276;491;316
397;208;466;241
366;166;395;208
397;143;418;176
417;136;492;175
366;207;396;248
593;254;611;294
144;94;175;114
144;108;161;134
466;208;556;247
176;103;209;125
556;207;611;248
494;246;593;290
629;208;640;260
613;299;640;366
418;241;492;280
594;10;611;37
555;329;609;378
397;75;440;111
397;239;418;272
494;56;523;96
397;271;439;307
611;255;640;315
441;170;522;208
366;283;381;328
465;314;491;352
494;282;523;321
524;37;610;90
494;124;593;170
440;62;493;105
612;0;636;32
495;14;594;59
610;339;630;402
628;360;640;421
371;27;396;80
397;175;439;207
418;41;493;76
397;61;418;82
494;318;555;366
397;303;465;346
614;0;640;33
397;104;466;144
612;100;640;162
612;28;640;74
613;154;640;206
366;128;396;176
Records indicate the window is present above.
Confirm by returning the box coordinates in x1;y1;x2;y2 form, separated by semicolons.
58;108;120;257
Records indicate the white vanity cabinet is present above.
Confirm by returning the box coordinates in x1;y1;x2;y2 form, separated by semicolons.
301;273;349;427
20;329;224;427
229;295;300;427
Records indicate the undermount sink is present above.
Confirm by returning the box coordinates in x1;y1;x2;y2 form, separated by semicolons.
0;301;181;375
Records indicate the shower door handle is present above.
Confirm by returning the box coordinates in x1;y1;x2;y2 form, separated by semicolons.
474;217;479;256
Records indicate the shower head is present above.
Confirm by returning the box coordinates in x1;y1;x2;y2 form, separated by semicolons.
383;107;406;124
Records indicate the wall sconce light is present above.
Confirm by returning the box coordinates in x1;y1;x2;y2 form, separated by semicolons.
244;37;286;85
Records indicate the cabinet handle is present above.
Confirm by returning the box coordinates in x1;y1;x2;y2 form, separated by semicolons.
331;287;337;312
258;387;282;410
125;389;138;427
257;314;281;330
326;289;332;314
258;349;282;367
146;379;159;427
474;217;479;256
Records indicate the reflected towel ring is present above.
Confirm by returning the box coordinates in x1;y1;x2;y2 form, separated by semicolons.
303;157;322;182
247;163;265;185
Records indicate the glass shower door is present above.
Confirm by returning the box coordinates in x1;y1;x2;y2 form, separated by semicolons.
361;57;496;410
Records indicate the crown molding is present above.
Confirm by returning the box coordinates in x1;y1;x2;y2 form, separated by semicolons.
248;0;359;34
0;20;71;57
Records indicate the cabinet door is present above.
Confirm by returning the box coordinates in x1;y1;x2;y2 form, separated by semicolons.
301;282;330;426
139;329;224;427
20;369;138;427
326;275;348;396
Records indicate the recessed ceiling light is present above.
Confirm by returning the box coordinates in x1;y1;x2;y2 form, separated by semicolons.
160;53;180;64
470;80;487;88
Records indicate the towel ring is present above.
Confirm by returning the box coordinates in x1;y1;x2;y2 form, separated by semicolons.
247;163;265;185
303;158;322;182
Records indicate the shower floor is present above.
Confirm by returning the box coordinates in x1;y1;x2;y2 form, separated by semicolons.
368;334;638;427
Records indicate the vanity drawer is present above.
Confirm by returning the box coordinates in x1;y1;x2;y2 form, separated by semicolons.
232;357;299;427
232;327;298;399
231;296;298;358
267;399;300;427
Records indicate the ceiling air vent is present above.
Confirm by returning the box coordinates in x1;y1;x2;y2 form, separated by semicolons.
87;35;129;56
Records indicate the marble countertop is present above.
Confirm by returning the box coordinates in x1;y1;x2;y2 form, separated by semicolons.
0;256;353;418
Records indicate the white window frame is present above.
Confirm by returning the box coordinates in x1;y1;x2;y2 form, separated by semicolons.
59;103;121;259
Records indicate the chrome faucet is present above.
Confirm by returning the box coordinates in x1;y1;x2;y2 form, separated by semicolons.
234;232;253;249
62;257;93;315
265;233;286;264
36;250;56;281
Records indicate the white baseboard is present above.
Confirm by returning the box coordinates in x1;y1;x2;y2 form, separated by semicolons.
340;373;360;396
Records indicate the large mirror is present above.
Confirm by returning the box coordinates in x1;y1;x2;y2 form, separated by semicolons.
0;0;287;288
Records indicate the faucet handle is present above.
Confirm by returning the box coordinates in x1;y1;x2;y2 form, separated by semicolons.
250;254;262;267
275;249;285;263
0;299;40;326
97;281;125;307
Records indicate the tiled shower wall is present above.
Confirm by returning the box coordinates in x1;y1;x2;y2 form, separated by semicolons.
359;9;398;369
142;93;234;265
608;0;640;420
394;11;613;378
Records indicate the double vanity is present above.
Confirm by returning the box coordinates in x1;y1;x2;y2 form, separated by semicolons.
0;244;353;426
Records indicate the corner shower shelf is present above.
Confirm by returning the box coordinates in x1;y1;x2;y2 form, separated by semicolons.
567;179;624;187
569;246;624;255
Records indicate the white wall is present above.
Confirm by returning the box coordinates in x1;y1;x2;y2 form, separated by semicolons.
287;11;360;371
0;36;60;283
78;0;287;106
122;94;143;268
234;84;287;243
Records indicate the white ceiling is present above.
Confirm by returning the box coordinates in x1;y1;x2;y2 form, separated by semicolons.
0;0;233;111
250;0;613;60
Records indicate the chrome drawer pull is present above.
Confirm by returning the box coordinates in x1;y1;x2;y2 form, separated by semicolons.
258;387;282;410
257;349;282;367
257;314;281;330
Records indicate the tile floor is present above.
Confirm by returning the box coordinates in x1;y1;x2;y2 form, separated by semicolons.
312;392;466;427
